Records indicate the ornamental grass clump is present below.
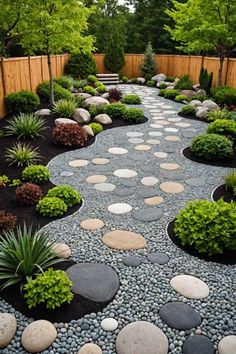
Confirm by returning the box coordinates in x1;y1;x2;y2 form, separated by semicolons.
53;99;77;118
5;114;46;139
5;142;41;167
225;170;236;194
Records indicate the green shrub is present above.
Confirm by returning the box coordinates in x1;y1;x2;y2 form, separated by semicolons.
158;89;166;97
165;76;175;82
181;105;195;115
0;175;10;188
122;94;141;104
174;199;236;255
123;108;144;123
121;76;128;83
207;119;236;141
174;75;193;90
5;142;41;167
47;185;81;207
0;224;61;290
225;170;236;193
104;37;125;73
36;197;68;217
175;94;188;103
73;95;85;108
53;99;76;117
191;133;233;160
83;85;96;95
96;85;107;94
5;114;45;139
140;42;156;81
5;90;40;115
164;89;179;99
9;179;22;187
37;81;73;101
64;53;96;79
211;86;236;106
146;80;155;87
131;78;138;84
87;75;97;84
106;103;127;119
206;108;231;122
73;79;88;89
89;122;104;135
159;83;168;89
199;67;213;94
95;81;103;88
89;104;107;118
0;210;17;235
54;76;74;90
22;165;50;184
24;268;73;309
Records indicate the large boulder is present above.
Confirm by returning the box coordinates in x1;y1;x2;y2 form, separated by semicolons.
202;100;219;111
35;108;51;116
195;107;209;119
152;73;166;82
73;108;91;123
180;90;195;98
0;313;17;348
85;96;110;107
94;114;112;125
195;88;207;96
101;93;109;99
189;100;202;108
83;125;94;136
137;77;146;84
55;118;78;126
74;92;91;99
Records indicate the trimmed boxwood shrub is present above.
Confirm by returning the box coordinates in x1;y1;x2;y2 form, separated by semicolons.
89;104;107;118
174;199;236;255
207;119;236;141
158;89;166;97
175;94;188;103
64;53;96;79
123;108;144;123
36;197;68;217
37;81;73;101
211;86;236;106
54;76;73;90
159;83;168;90
146;80;155;87
89;122;104;135
47;185;81;207
164;89;179;99
22;165;50;184
5;90;40;114
106;103;127;119
122;94;141;105
87;75;97;84
191;133;233;160
181;105;195;115
83;85;96;95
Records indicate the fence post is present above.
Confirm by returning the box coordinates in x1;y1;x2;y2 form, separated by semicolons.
28;56;33;91
224;57;229;86
0;57;6;96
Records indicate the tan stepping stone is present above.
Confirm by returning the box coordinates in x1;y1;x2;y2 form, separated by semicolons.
78;343;102;354
80;218;104;231
107;203;132;214
160;181;184;194
175;122;191;128
155;120;170;125
152;116;165;120
144;196;164;206
135;145;151;151
114;169;137;178
108;147;128;155
165;127;179;133
160;163;180;171
52;243;71;259
146;139;160;145
92;158;110;165
0;313;17;348
154;152;168;158
170;275;209;299
69;159;89;167
150;124;163;129
102;230;146;250
165;135;181;141
168;117;182;122
141;177;159;187
86;175;107;184
218;336;236;354
149;109;161;112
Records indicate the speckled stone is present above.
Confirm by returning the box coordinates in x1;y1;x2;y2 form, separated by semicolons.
160;181;184;194
102;230;146;250
132;207;163;222
108;147;128;155
154;152;168;158
122;255;141;267
52;243;71;259
150;124;163;129
69;159;89;167
147;252;169;264
165;127;179;133
80;219;105;231
168;117;182;122
144;196;164;206
160;163;180;171
218;336;236;354
77;343;102;354
183;335;215;354
135;144;151;151
86;175;107;184
0;313;17;348
114;169;137;178
126;132;144;137
92;158;110;165
175;122;191;128
60;171;74;177
148;131;163;137
165;135;181;141
107;203;132;214
94;183;116;192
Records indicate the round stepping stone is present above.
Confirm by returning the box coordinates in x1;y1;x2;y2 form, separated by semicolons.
108;147;128;155
107;203;132;214
175;122;191;128
160;302;201;329
129;153;146;161
102;230;146;250
183;335;215;354
80;218;104;231
160;163;180;171
154;152;168;158
155;120;170;125
60;171;74;177
139;188;159;198
218;336;236;354
128;138;144;144
116;321;168;354
185;177;206;187
141;177;159;187
21;320;57;353
69;159;89;167
78;343;102;354
94;183;116;192
144;196;164;206
52;243;71;259
126;132;144;137
0;313;17;348
152;116;165;120
168;117;182;122
122;255;141;267
147;252;169;264
114;187;134;197
135;144;151;151
165;135;181;141
163;110;177;114
170;275;209;299
114;169;137;178
160;181;184;194
120;179;137;187
165;127;179;133
146;139;160;145
86;175;107;184
133;207;163;222
92;158;110;165
101;318;118;332
67;263;119;302
148;131;163;137
150;124;163;129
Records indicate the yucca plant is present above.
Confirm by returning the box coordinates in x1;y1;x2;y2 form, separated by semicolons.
53;99;77;117
5;114;46;139
5;142;41;167
0;224;62;291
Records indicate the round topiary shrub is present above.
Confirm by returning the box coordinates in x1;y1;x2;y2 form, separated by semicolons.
206;119;236;141
15;183;43;205
164;89;179;99
106;103;126;119
83;85;96;95
181;105;195;115
174;199;236;255
121;94;141;105
52;124;87;147
89;122;104;135
36;197;68;217
47;185;81;207
175;94;188;103
191;133;234;160
22;165;50;184
123;108;144;123
5;90;40;115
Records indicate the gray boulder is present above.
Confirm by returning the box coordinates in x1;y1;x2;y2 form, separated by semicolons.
73;108;91;123
55;118;77;126
152;73;166;82
85;96;110;107
189;100;202;108
192;83;200;91
195;89;207;96
202;100;219;110
83;125;94;137
137;77;146;84
74;92;91;99
101;93;109;99
94;114;112;125
195;107;209;119
35;108;51;116
180;90;195;98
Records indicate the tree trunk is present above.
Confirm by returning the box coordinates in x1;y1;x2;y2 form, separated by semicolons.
47;52;54;106
218;56;224;86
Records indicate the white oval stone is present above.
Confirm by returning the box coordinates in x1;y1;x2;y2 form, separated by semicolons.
107;203;132;214
154;152;168;158
126;132;144;137
0;313;17;348
86;175;107;184
108;147;128;155
128;138;144;144
135;145;151;151
101;318;118;331
52;243;71;259
165;127;179;133
69;159;89;167
114;169;137;178
148;131;163;137
168;117;182;122
146;139;160;145
55;118;77;126
218;336;236;354
94;183;116;192
77;343;102;354
141;177;159;187
170;275;209;299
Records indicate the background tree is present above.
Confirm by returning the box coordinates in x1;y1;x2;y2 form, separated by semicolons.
166;0;236;85
141;42;156;80
104;31;125;73
18;0;94;105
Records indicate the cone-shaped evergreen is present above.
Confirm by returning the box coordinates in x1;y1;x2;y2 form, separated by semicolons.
104;33;125;73
141;42;157;80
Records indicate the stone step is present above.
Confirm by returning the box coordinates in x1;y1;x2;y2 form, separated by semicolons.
96;73;120;85
97;74;119;78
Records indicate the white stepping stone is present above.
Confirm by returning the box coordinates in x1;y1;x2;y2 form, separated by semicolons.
170;275;209;299
114;169;137;178
92;158;110;165
128;138;145;144
155;102;165;105
108;147;128;155
155;120;170;125
154;152;168;158
149;110;161;113
135;145;151;151
165;127;179;133
175;122;191;128
168;117;182;122
101;318;118;332
162;105;174;109
160;163;180;171
107;203;132;214
68;159;89;167
150;124;163;129
163;110;177;114
126;132;144;138
94;183;116;192
218;336;236;354
148;132;163;137
86;175;107;184
146;139;160;145
141;177;159;187
165;135;181;141
152;116;166;120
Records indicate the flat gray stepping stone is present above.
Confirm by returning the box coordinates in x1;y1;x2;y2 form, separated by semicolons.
129;153;147;161
120;180;137;187
133;207;163;222
128;138;144;144
94;183;116;192
114;187;135;197
122;256;141;267
181;129;198;138
66;263;119;302
139;188;159;198
161;171;185;180
185;177;206;187
60;171;74;177
126;132;144;138
147;252;169;264
159;302;201;330
183;335;215;354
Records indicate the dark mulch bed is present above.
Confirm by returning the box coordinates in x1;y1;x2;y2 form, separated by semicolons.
167;219;236;265
182;146;236;168
178;112;209;123
0;261;110;322
212;184;236;203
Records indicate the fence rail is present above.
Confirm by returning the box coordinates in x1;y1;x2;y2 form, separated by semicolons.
0;53;236;118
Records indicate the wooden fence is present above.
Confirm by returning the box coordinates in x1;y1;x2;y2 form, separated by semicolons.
1;53;236;118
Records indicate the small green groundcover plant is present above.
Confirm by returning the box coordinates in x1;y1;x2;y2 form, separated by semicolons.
123;108;144;123
146;80;155;87
211;86;236;107
53;99;77;118
191;133;233;160
73;79;88;89
106;103;127;119
37;81;73;101
87;75;97;84
24;268;73;309
158;89;166;97
89;122;104;135
175;94;188;103
0;175;10;188
5;142;41;167
96;85;107;94
206;108;231;122
5;90;40;115
46;185;81;207
122;94;141;105
164;89;180;99
225;170;236;195
159;83;168;90
207;119;236;141
54;76;74;91
174;75;193;90
5;114;46;139
181;105;195;115
83;85;96;95
89;104;107;118
22;165;50;183
36;197;68;217
174;199;236;255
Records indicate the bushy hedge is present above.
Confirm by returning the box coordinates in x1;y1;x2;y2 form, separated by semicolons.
37;81;73;101
5;90;40;114
191;133;233;160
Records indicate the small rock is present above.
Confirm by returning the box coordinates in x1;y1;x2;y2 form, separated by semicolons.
101;318;118;331
192;84;200;91
101;93;109;99
55;118;77;126
189;100;202;107
180;90;195;97
52;243;71;259
94;114;112;125
202;100;219;110
195;88;207;96
35;108;51;116
195;107;208;119
84;96;110;107
137;77;146;84
77;343;102;354
74;92;91;99
152;73;167;82
73;108;91;123
122;255;141;267
83;125;94;136
0;313;17;348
